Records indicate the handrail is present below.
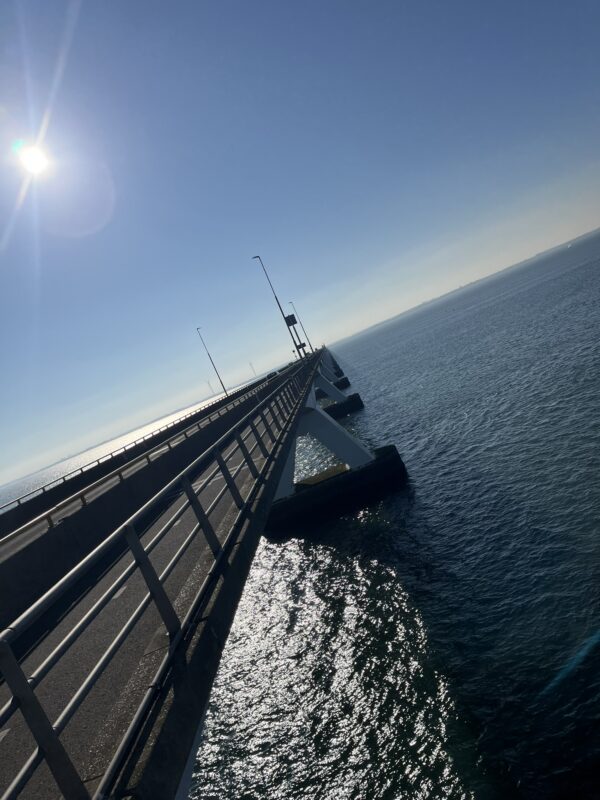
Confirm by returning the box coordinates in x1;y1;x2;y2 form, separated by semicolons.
0;350;321;800
0;370;278;515
0;365;294;548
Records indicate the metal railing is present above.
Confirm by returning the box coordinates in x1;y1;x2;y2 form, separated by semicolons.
0;367;293;548
0;352;320;800
0;370;279;515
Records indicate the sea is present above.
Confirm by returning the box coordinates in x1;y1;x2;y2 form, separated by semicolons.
188;231;600;799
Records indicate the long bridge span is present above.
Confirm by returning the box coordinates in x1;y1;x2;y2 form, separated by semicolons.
0;348;406;799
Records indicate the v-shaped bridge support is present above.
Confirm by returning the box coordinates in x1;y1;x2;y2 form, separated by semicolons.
275;385;374;501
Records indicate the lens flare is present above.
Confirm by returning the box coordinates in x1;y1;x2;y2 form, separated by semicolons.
12;141;50;175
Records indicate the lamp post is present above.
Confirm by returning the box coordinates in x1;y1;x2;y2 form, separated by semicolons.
196;327;228;396
252;255;305;358
289;301;314;353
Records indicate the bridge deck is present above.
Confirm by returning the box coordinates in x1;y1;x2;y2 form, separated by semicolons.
0;354;320;799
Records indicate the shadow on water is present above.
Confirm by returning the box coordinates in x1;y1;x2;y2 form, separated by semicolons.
265;485;600;800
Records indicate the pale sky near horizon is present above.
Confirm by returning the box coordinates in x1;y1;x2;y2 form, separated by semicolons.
2;0;600;486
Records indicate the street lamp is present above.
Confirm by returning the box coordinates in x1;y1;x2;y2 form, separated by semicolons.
252;255;306;358
196;327;228;396
289;301;314;353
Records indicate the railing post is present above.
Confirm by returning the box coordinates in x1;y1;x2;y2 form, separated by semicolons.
124;524;181;638
259;408;277;442
213;451;245;509
274;396;288;424
266;403;282;433
0;639;89;800
180;476;222;558
280;386;293;412
234;432;259;478
249;420;270;459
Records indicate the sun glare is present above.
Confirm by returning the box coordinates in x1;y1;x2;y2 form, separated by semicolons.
12;141;50;176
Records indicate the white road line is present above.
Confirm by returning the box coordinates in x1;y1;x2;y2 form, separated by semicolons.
112;585;128;600
0;730;10;744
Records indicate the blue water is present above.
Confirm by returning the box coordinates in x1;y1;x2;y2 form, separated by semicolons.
190;232;600;798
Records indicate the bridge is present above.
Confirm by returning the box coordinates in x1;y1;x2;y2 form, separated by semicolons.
0;348;407;799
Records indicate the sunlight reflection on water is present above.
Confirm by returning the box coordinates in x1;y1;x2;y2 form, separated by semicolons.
190;516;482;800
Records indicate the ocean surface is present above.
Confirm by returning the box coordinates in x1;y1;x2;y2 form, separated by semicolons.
189;233;600;799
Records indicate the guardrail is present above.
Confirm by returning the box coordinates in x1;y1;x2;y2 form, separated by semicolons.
0;367;292;548
0;352;320;799
0;371;277;516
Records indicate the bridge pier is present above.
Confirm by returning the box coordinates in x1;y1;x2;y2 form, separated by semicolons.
274;389;373;502
314;371;347;402
315;375;350;398
314;368;365;420
324;393;364;419
321;349;345;379
268;378;407;532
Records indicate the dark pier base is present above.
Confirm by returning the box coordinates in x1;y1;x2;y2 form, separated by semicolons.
265;445;408;534
324;393;364;420
334;376;351;390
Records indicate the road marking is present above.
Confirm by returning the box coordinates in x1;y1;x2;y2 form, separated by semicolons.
112;585;128;600
0;730;10;744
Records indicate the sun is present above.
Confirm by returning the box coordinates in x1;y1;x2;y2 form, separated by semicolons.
12;141;50;176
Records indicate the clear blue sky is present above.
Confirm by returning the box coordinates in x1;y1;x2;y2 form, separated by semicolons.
2;0;600;485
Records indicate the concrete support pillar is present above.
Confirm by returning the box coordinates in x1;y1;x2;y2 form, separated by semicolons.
314;371;347;402
298;405;372;467
320;362;339;383
322;349;339;376
274;388;373;501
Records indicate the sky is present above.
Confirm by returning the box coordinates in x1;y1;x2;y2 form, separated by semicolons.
2;0;600;486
